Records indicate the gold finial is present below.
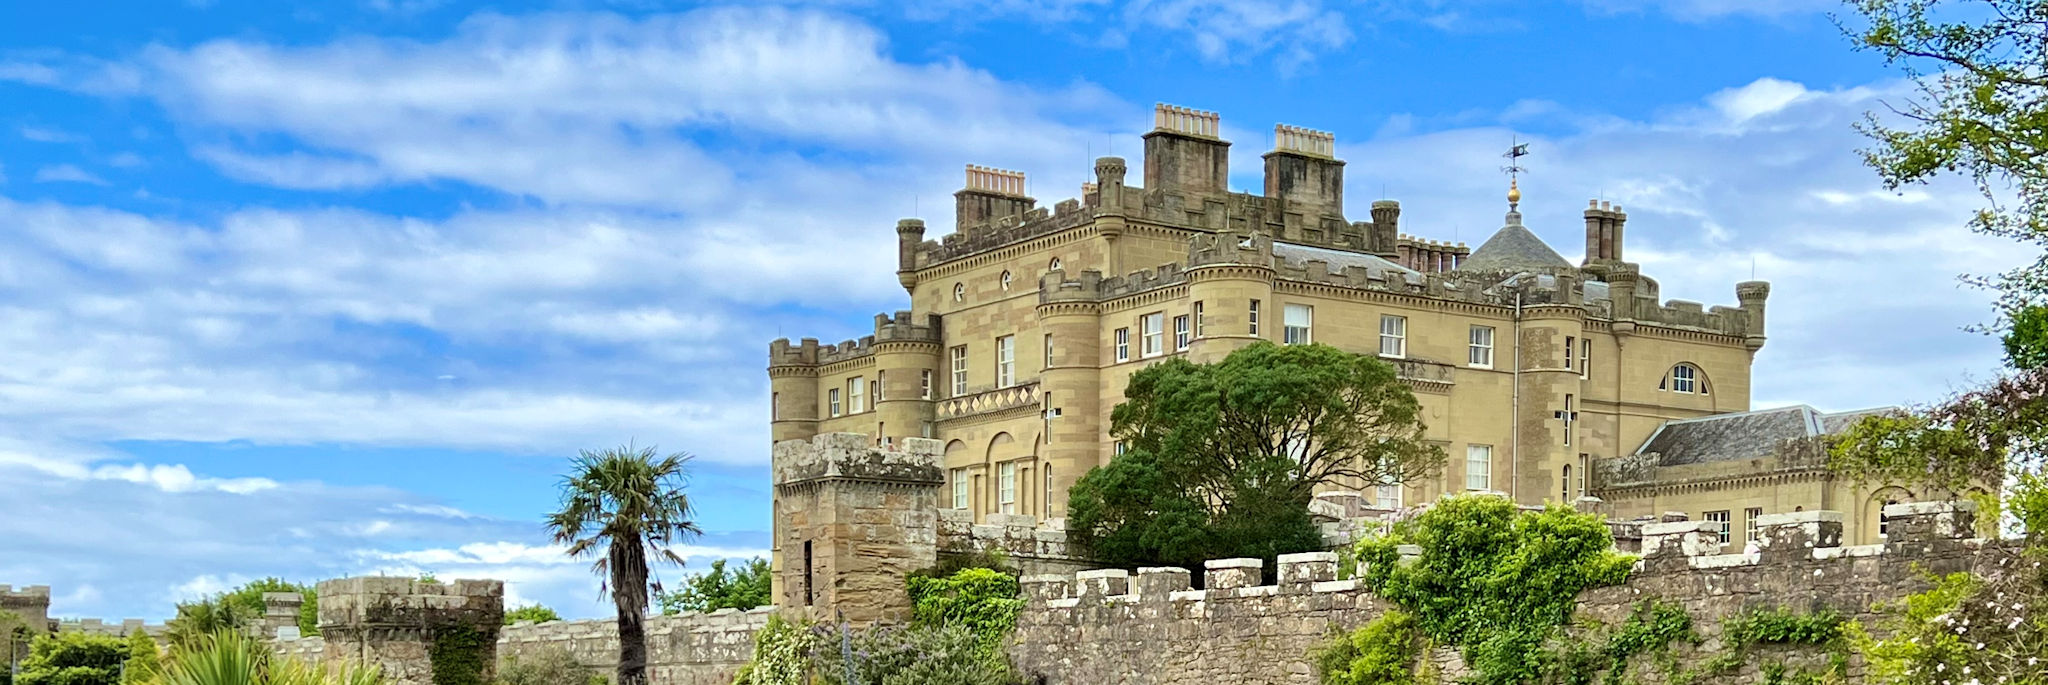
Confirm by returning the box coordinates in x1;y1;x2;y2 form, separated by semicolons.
1508;178;1521;205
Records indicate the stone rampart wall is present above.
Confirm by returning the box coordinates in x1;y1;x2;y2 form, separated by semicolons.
496;608;772;685
1008;502;1998;684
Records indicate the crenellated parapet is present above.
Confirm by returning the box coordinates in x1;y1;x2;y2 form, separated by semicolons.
53;618;168;639
316;576;506;685
766;311;942;369
0;584;52;633
497;608;774;685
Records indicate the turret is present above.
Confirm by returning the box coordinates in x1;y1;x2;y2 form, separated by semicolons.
896;218;925;293
1582;200;1626;264
1369;200;1400;257
768;338;823;443
1143;104;1230;199
1185;233;1277;363
871;311;943;444
1262;124;1343;217
1607;263;1640;338
1737;280;1770;351
1094;156;1127;210
954;165;1035;230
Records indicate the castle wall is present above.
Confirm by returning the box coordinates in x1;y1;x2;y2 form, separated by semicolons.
496;609;771;685
1008;502;1993;684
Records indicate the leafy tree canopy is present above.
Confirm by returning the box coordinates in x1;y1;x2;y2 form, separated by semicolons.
1068;342;1445;568
1846;0;2048;315
656;558;771;615
164;598;254;651
545;444;704;685
502;605;562;626
217;578;318;637
118;630;156;685
15;631;128;685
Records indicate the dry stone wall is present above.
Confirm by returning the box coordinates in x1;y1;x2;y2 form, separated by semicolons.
498;608;771;685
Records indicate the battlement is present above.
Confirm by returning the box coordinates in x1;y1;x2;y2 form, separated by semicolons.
770;432;942;487
1187;232;1275;269
0;584;51;601
53;618;167;638
1153;103;1220;138
767;311;941;368
315;576;503;633
1272;124;1334;157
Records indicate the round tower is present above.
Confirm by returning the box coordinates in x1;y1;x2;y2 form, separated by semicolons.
1736;280;1770;352
1184;233;1277;364
895;218;926;294
872;312;942;443
1037;281;1104;518
768;338;822;443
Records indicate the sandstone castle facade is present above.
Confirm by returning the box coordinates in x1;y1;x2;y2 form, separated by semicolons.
768;103;1914;553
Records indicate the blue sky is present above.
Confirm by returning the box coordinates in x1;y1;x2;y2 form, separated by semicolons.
0;0;2025;620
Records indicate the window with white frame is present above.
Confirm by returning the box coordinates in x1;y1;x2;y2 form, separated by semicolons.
1469;325;1494;367
1565;336;1576;370
1044;334;1054;368
1466;445;1492;491
921;370;933;400
1114;440;1127;456
1193;301;1205;338
1375;481;1401;509
1380;315;1408;357
1174;314;1190;350
1000;270;1013;291
1284;303;1312;345
1705;510;1732;544
1745;507;1764;543
950;346;968;396
1249;299;1261;335
849;377;866;413
1140;313;1164;357
953;283;965;302
1562;464;1572;502
1048;257;1062;271
1663;363;1705;394
1114;328;1130;362
998;462;1017;514
828;388;841;417
1579;338;1591;379
995;335;1016;387
950;468;968;509
1560;394;1575;446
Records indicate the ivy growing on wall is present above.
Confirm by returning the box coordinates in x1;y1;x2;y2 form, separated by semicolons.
428;625;490;685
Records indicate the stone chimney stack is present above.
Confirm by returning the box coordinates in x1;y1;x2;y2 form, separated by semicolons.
954;165;1035;230
1142;104;1230;198
1369;200;1400;256
1262;124;1344;216
1583;200;1626;264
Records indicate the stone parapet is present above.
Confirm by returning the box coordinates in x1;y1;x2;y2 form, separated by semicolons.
497;608;773;685
771;433;942;487
316;577;506;685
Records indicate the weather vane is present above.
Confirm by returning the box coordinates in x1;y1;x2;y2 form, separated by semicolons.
1502;137;1530;209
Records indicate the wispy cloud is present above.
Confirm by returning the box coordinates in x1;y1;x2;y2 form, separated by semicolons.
33;164;108;185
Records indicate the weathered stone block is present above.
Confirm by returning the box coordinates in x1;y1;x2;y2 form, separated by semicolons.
1204;558;1261;589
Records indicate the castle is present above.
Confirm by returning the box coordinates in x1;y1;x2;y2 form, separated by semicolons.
766;102;1913;570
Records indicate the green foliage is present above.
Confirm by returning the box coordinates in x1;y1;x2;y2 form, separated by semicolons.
1721;607;1846;648
906;567;1023;658
501;605;561;626
807;624;1019;685
217;578;319;637
1845;0;2048;315
728;615;813;685
495;646;605;685
155;630;382;685
656;558;771;615
546;444;705;685
1313;610;1420;685
119;630;157;685
15;632;128;685
1851;569;2048;685
1069;343;1445;568
1351;495;1634;683
2007;305;2048;369
164;599;253;651
429;626;490;685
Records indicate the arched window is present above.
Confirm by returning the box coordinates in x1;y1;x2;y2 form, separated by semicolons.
1561;464;1572;502
953;283;965;302
1048;257;1063;272
1000;270;1013;291
1659;363;1709;394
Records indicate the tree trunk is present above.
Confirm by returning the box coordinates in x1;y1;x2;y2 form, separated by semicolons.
612;534;650;685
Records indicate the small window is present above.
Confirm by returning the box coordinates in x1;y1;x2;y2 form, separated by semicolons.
828;388;842;417
1745;507;1764;543
998;462;1017;514
1879;498;1900;540
950;468;969;509
1000;270;1013;291
1705;510;1731;544
1193;301;1205;338
995;336;1016;387
1048;257;1063;272
921;370;933;400
1561;464;1572;502
1115;328;1130;362
849;377;866;413
1141;313;1164;357
1465;445;1492;491
1565;336;1576;370
1380;315;1407;358
1284;303;1312;345
1174;314;1191;350
953;283;965;302
1559;394;1575;446
1249;299;1261;336
1663;363;1705;394
1375;481;1401;509
1114;440;1127;456
1579;338;1591;379
950;346;968;396
1044;333;1054;368
771;392;779;421
1469;325;1494;368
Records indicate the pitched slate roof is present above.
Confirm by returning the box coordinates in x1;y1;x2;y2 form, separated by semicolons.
1459;222;1572;273
1635;405;1898;466
1273;242;1422;283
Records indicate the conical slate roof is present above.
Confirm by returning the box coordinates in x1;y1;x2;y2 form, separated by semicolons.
1460;212;1572;272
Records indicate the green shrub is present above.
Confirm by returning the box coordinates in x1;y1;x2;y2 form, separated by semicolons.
807;624;1017;685
164;599;254;650
1314;610;1420;685
155;630;382;685
729;615;813;685
119;630;158;685
495;646;604;685
501;605;561;626
429;625;490;685
658;558;772;615
906;567;1022;656
15;632;129;685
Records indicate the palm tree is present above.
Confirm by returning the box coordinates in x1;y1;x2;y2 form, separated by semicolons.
545;445;703;685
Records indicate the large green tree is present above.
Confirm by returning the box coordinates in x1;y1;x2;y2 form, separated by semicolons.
656;557;771;615
1846;0;2048;315
1068;342;1445;568
545;445;703;685
14;632;127;685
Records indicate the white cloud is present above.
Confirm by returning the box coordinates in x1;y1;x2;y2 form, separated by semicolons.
33;164;109;185
1707;77;1811;123
89;463;280;494
20;126;82;143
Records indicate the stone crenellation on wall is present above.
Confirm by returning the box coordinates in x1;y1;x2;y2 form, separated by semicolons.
315;576;506;685
1007;500;1998;684
496;608;773;685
